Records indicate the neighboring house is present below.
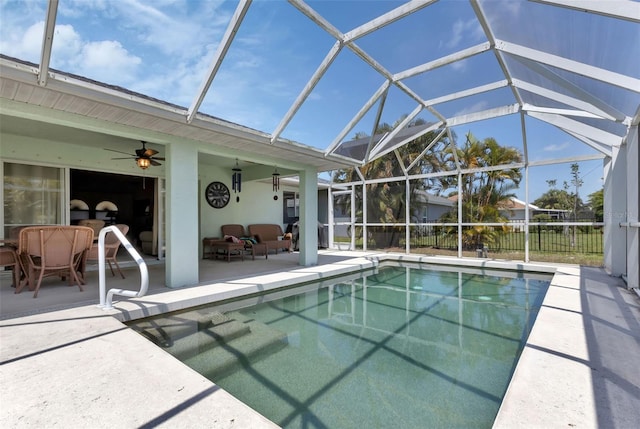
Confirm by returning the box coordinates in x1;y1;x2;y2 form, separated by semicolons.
329;188;455;239
413;191;456;222
445;195;569;231
498;198;569;223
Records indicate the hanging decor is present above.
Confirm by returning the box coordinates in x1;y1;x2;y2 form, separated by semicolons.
272;167;280;192
232;159;242;203
232;159;242;201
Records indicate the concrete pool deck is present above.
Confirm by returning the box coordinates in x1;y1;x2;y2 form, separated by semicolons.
1;251;639;428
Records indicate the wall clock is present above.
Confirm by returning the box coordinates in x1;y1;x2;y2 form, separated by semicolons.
205;181;230;208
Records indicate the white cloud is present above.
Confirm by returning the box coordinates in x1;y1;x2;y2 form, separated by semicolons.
0;21;44;62
543;142;571;152
51;24;84;65
77;40;142;83
445;18;481;50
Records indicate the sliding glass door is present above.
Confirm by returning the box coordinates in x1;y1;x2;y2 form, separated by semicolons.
2;162;65;237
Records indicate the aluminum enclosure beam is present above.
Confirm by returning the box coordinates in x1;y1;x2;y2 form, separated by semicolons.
497;39;640;93
38;0;58;87
187;0;251;124
531;0;640;23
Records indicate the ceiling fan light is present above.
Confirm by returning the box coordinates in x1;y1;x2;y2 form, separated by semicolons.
137;157;151;169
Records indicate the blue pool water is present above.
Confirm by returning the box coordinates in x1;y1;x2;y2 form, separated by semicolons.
128;264;551;428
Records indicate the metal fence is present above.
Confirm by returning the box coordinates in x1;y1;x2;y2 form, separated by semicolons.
408;221;603;254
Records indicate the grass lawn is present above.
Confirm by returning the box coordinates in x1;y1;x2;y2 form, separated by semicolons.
334;229;604;267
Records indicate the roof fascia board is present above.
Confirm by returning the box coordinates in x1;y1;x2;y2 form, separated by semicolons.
446;103;520;127
527;110;623;147
186;0;251;124
530;0;640;23
1;61;186;118
38;0;58;87
1;59;302;147
497;39;640;93
513;78;624;122
393;42;491;81
0;97;182;145
326;80;391;155
425;80;509;106
1;95;348;171
0;66;361;171
320;150;365;167
272;40;343;143
344;0;437;42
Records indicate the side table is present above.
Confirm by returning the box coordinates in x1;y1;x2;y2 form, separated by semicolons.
202;237;220;259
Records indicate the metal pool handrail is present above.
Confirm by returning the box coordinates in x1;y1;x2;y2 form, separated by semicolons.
96;225;148;310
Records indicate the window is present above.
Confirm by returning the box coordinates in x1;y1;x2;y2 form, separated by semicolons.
3;162;63;236
283;191;299;225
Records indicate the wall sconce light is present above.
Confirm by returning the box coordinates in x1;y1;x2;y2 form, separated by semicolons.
136;157;151;169
272;168;280;192
232;159;242;193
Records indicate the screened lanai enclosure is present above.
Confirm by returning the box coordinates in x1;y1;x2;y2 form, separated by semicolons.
0;0;638;290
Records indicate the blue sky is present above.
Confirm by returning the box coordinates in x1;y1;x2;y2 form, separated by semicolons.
1;0;627;201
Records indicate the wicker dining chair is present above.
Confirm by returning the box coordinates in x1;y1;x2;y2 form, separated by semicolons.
16;226;94;298
86;224;130;278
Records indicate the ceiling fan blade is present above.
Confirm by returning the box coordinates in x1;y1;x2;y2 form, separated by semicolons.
144;149;159;157
105;148;135;156
111;157;135;160
152;156;165;161
150;159;162;166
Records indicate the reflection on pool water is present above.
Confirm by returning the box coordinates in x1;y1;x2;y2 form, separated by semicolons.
128;264;552;429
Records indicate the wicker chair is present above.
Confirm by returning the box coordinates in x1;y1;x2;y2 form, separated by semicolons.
86;224;130;278
78;219;106;238
0;246;20;288
16;226;94;298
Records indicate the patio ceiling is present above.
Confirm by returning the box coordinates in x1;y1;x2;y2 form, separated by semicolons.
0;0;638;172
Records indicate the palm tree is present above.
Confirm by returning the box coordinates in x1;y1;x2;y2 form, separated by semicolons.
440;132;523;250
333;121;451;248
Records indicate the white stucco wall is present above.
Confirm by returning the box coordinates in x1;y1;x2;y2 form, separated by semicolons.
198;168;291;242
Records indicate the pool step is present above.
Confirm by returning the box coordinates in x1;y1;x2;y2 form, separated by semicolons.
182;311;289;381
130;310;249;351
168;317;253;361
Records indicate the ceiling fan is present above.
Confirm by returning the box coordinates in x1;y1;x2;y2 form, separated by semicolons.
106;141;165;170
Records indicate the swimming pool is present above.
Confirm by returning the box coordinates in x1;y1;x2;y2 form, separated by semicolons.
128;263;552;428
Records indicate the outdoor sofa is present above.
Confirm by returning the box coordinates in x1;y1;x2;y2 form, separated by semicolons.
248;224;291;254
